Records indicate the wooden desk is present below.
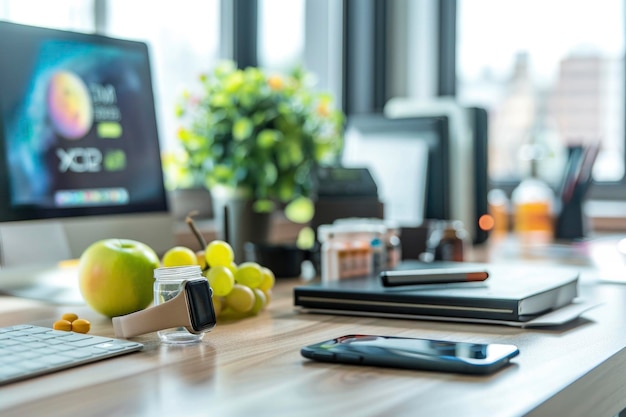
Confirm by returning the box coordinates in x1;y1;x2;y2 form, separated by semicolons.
2;260;626;416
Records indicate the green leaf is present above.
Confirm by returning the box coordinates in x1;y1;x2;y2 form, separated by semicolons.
213;164;234;182
257;129;278;148
233;118;253;141
289;142;304;165
224;71;245;93
211;93;231;107
296;226;315;249
253;199;275;213
284;196;315;224
261;162;278;186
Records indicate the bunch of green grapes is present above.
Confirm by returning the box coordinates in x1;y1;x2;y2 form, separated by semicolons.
161;240;275;319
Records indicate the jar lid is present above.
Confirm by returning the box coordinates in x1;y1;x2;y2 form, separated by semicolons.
154;265;202;280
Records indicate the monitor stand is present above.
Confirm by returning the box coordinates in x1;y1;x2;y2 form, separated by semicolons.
0;221;83;304
0;221;72;267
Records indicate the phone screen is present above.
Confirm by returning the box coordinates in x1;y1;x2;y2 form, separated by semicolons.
301;334;519;374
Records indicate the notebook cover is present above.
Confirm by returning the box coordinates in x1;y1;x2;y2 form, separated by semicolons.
294;264;579;322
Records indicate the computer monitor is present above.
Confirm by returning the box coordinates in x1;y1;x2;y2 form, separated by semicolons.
342;110;489;245
384;98;490;244
341;114;450;227
0;21;174;268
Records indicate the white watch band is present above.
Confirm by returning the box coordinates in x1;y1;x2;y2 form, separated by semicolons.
112;289;192;338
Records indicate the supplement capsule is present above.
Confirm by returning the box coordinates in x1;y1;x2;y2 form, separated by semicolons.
61;313;79;323
71;318;91;334
53;319;72;331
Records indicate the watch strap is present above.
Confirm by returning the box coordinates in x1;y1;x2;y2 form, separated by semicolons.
112;289;191;338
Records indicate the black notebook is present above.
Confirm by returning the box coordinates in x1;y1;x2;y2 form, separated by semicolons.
294;264;579;323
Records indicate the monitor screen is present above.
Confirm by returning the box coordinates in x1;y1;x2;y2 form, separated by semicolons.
0;21;168;221
341;114;450;227
0;22;173;266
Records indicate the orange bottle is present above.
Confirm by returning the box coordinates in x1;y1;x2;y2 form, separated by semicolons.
511;177;554;241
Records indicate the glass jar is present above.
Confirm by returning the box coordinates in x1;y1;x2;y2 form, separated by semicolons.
153;265;205;344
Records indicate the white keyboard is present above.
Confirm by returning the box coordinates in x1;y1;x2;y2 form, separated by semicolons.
0;324;143;385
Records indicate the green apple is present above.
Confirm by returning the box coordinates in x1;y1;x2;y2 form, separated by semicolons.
78;239;160;318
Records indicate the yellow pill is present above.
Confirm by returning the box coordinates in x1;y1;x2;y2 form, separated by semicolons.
53;319;72;331
61;313;79;323
71;318;91;334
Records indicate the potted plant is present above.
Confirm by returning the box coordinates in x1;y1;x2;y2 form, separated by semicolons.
174;61;344;261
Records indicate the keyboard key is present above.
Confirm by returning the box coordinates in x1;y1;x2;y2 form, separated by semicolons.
22;327;50;335
0;339;20;347
12;351;43;360
70;337;114;348
37;355;74;367
16;360;50;372
12;336;39;343
60;349;94;360
0;365;26;379
56;333;91;342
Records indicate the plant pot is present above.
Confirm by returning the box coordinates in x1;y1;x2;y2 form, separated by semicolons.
210;185;271;263
168;188;213;221
244;242;314;278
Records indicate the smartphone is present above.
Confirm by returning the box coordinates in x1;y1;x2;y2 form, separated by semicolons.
301;334;519;375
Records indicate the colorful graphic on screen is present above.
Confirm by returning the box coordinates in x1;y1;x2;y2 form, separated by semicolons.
0;33;165;214
47;71;94;140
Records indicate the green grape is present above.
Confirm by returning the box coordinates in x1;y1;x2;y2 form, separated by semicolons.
258;267;275;292
212;295;225;317
262;289;272;305
234;262;263;288
206;265;235;297
205;240;235;267
250;288;267;315
227;261;238;276
225;284;255;313
162;246;198;267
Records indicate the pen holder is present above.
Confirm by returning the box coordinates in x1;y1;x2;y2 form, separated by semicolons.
554;195;588;240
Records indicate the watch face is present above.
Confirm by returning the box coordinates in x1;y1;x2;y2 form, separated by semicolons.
185;279;217;332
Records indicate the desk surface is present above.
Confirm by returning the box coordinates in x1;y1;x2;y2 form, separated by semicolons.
2;254;626;417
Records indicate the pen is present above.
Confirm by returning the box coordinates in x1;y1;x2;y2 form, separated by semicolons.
380;268;489;287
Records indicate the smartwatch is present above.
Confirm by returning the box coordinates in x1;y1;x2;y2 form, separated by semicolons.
112;279;217;338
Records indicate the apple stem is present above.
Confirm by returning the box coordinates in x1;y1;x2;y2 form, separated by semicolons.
185;211;207;250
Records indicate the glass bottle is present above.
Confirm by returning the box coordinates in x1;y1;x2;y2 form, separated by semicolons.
488;188;510;236
434;220;469;262
153;265;206;344
421;220;468;262
384;222;402;269
511;177;555;242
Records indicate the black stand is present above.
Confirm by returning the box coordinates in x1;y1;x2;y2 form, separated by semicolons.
554;196;587;240
554;143;599;241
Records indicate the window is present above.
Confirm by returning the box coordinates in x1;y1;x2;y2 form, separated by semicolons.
0;0;95;32
257;0;305;72
104;0;220;153
456;0;625;189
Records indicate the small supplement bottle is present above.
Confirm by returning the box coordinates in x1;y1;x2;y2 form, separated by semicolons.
319;224;374;282
369;224;387;276
422;220;468;262
384;222;402;269
434;221;469;262
154;265;205;344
